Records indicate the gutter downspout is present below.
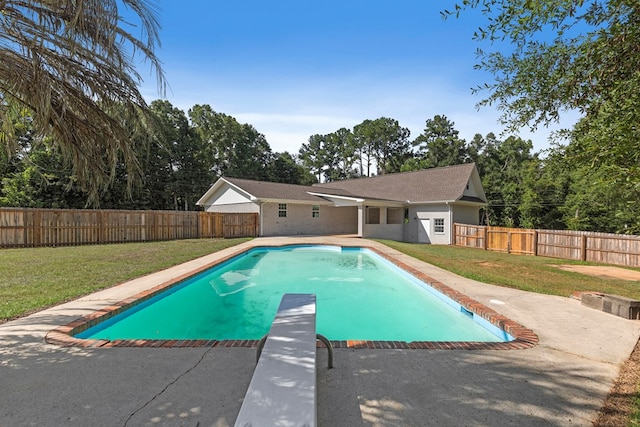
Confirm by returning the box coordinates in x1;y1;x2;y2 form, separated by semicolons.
447;202;454;245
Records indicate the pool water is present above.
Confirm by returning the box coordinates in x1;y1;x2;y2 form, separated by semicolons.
77;245;510;342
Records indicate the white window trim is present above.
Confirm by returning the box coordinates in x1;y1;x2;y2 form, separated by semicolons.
278;203;287;218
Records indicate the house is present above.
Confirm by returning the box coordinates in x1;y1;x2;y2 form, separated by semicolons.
196;163;487;244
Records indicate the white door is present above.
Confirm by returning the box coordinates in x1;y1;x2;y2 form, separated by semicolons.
418;218;431;243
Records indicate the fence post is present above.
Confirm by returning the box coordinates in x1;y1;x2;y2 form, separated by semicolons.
533;230;538;256
32;209;41;247
254;213;259;237
98;211;105;243
507;230;512;254
23;209;29;247
217;213;224;238
581;235;587;261
483;226;488;250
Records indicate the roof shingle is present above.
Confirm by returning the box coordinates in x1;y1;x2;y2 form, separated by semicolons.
218;163;484;205
312;163;478;203
224;177;328;203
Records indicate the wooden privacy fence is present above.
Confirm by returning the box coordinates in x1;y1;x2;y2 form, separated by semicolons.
198;211;259;239
0;208;258;248
454;223;640;267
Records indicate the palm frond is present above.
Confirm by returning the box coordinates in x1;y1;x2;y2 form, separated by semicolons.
0;0;165;204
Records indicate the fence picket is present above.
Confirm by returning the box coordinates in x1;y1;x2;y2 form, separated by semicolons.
454;223;640;268
0;208;258;248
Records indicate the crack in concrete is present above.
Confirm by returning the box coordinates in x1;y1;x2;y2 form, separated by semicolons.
122;347;213;426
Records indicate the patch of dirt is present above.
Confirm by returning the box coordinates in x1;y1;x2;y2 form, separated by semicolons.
554;265;640;281
477;261;503;268
594;338;640;426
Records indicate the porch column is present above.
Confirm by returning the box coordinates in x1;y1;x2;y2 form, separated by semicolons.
357;204;364;237
259;202;264;237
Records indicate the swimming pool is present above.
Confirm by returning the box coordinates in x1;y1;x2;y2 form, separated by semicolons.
75;245;512;342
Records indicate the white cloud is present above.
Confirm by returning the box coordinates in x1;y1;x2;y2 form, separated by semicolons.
234;112;362;154
235;112;359;131
145;67;581;156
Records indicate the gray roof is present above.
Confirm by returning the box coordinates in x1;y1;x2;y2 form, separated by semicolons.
312;163;481;203
224;177;328;203
216;163;485;205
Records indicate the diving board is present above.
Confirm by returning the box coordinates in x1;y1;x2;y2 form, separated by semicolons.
235;293;317;427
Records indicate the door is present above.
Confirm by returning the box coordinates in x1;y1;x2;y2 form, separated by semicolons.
418;218;431;243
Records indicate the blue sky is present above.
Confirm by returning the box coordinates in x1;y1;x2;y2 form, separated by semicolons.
137;1;579;155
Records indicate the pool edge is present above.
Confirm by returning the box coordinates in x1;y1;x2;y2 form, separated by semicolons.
45;241;539;350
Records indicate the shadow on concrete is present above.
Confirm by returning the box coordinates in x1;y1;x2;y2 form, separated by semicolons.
317;349;611;426
0;340;623;426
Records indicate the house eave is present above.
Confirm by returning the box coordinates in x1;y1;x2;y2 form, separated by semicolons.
259;198;333;205
306;192;365;203
455;200;488;206
406;199;456;205
361;199;406;207
406;198;486;206
196;177;256;206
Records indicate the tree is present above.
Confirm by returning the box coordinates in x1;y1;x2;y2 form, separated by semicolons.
0;139;88;209
352;117;411;176
467;133;487;173
560;165;628;232
445;1;638;129
373;118;412;175
0;0;164;202
230;123;273;180
478;135;536;227
518;155;570;230
323;128;358;182
299;134;328;182
446;1;640;230
268;152;316;185
406;115;467;170
189;105;272;182
0;110;87;208
352;121;374;177
146;101;210;211
557;137;640;233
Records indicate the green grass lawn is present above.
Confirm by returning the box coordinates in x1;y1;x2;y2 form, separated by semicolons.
0;238;250;322
377;240;640;300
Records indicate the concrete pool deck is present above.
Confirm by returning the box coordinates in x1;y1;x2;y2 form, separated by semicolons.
1;236;640;426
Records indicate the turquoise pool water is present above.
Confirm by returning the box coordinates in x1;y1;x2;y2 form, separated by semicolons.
77;245;511;342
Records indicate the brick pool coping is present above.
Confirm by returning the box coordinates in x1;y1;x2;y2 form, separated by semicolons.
45;243;539;350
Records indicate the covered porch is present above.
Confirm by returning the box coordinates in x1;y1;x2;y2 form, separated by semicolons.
308;191;406;241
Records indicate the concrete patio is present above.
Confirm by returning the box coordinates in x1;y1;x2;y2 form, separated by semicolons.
1;237;639;426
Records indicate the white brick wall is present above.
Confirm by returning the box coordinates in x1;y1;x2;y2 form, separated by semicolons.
261;203;357;236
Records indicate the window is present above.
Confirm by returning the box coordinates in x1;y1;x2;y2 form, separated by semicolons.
366;207;380;224
387;207;403;224
312;205;320;218
434;218;445;234
278;203;287;218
